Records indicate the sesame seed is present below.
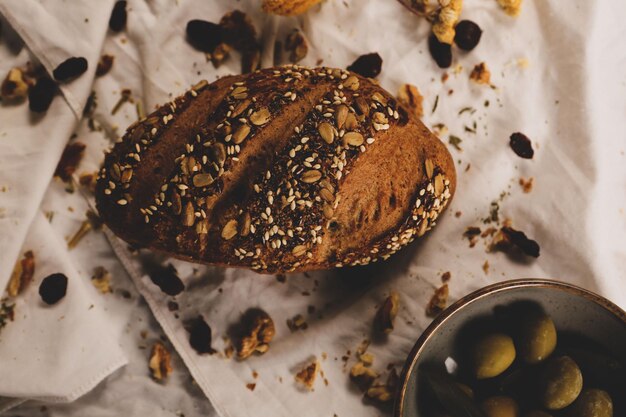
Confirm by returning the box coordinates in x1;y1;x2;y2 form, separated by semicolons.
117;199;128;205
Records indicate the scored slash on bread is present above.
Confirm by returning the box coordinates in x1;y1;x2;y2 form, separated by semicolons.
96;65;456;274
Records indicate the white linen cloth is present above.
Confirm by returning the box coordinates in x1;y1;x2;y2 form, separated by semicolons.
1;0;625;416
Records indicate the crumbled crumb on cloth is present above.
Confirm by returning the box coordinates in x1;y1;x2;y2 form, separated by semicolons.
91;266;112;294
426;284;449;317
397;84;424;119
374;292;399;334
470;62;491;85
519;177;534;193
149;342;173;381
497;0;523;16
295;359;320;390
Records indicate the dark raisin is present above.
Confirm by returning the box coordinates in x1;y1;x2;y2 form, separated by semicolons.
219;10;257;52
53;57;88;82
347;53;382;78
187;316;215;354
96;54;114;77
428;34;452;68
55;142;86;182
28;77;57;113
454;20;482;51
502;227;540;257
149;264;185;296
39;273;68;305
109;1;127;32
186;20;223;53
509;132;534;159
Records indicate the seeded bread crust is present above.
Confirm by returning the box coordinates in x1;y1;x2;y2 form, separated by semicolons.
96;65;456;273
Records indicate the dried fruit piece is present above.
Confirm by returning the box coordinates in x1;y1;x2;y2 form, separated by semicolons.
469;62;491;85
501;226;540;257
148;264;185;296
375;292;399;334
187;316;215;354
109;1;127;32
236;309;275;359
262;0;322;16
8;251;35;297
347;53;382;78
497;0;523;16
186;20;223;53
295;359;319;390
397;84;424;119
149;342;173;381
428;34;452;68
39;273;68;305
1;68;30;101
54;142;86;182
432;0;462;44
28;77;57;113
426;283;449;317
454;20;482;51
509;132;534;159
91;266;112;294
96;54;115;77
285;30;308;63
53;57;88;82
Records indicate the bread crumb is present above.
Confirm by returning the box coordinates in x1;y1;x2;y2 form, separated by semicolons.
482;260;490;274
497;0;522;16
246;383;256;391
295;360;320;390
397;84;424;119
519;177;534;193
470;62;491;85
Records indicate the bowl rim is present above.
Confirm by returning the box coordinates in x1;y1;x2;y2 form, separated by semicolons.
393;278;626;417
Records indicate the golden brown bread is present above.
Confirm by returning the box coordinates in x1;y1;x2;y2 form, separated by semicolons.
96;65;456;273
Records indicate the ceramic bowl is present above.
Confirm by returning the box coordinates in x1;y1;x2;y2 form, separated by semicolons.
394;278;626;417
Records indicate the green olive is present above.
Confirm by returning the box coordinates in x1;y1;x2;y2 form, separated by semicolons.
473;333;516;379
568;389;613;417
542;356;583;410
481;396;520;417
456;382;474;399
518;311;557;363
524;412;553;417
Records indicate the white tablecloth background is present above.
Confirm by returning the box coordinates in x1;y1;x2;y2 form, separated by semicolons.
1;0;625;416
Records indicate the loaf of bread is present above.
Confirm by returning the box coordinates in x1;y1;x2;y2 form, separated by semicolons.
96;65;456;273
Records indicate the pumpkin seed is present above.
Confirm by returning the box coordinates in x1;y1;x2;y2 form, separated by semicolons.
343;75;359;90
425;158;434;179
239;212;251;237
233;124;251;144
193;173;214;187
319;187;335;203
318;122;334;144
344;132;364;147
336;105;348;129
221;219;238;240
183;202;195;226
302;170;322;183
231;86;248;100
417;219;428;237
121;168;133;183
193;80;208;91
250;107;270;125
345;112;358;130
320;179;335;193
292;245;307;257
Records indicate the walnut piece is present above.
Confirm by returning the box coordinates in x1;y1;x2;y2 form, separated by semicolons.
295;359;320;390
1;68;31;101
236;309;275;360
397;84;424;119
8;251;35;297
350;361;379;390
470;62;491;85
365;368;399;403
149;342;173;381
432;0;463;44
426;284;449;317
91;266;112;294
496;0;522;16
375;292;399;334
285;30;308;63
262;0;322;16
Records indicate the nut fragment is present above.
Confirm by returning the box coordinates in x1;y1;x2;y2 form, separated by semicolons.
233;124;251;144
262;0;322;16
250;107;270;125
301;169;322;183
1;68;30;101
342;75;360;90
210;142;227;166
350;361;379;390
149;342;173;381
426;283;449;317
366;383;393;403
221;219;239;240
8;251;35;297
239;212;251;237
292;245;307;257
470;62;491;85
171;191;182;215
397;84;424;119
344;131;364;147
322;204;334;219
344;112;358;130
434;174;444;196
496;0;522;16
91;266;112;294
193;173;214;187
318;122;335;144
295;359;320;390
335;105;349;128
236;309;275;359
424;158;434;179
183;202;195;226
319;187;335;203
432;0;462;44
375;292;399;334
285;30;308;63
